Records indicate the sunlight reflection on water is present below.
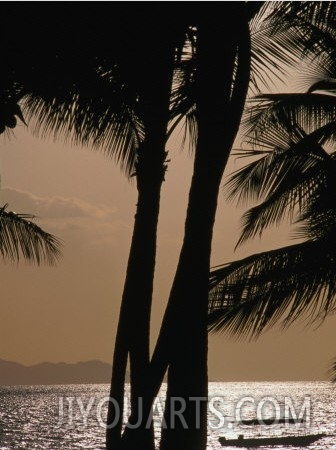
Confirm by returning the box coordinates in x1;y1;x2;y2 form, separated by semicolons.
0;382;334;449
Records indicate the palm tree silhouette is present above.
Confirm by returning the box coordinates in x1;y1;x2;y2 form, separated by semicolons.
0;5;188;448
2;3;335;450
106;17;188;450
122;4;336;450
208;43;336;378
208;128;336;329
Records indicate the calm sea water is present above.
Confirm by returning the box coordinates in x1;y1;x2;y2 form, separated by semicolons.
0;382;335;449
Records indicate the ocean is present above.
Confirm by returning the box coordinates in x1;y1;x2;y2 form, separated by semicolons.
0;382;335;449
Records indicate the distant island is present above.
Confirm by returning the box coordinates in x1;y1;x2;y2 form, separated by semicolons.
0;359;123;385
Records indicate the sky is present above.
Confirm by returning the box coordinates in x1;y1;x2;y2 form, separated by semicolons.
0;119;335;382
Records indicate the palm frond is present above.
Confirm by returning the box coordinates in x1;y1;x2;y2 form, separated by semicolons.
245;2;264;22
230;148;271;159
250;6;300;90
244;93;336;145
169;56;197;153
308;78;336;94
0;204;61;265
295;156;336;240
0;5;189;177
208;238;336;340
21;71;144;176
235;144;331;248
267;2;336;60
227;121;331;202
249;2;336;92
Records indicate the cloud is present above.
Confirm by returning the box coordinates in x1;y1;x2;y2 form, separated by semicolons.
0;187;132;251
0;187;117;220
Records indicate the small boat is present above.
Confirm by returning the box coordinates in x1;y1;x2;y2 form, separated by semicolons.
238;417;305;426
219;432;326;447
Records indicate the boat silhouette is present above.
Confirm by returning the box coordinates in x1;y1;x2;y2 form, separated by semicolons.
219;432;326;447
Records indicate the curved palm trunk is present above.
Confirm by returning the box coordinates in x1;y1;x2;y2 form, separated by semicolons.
122;9;251;450
106;27;185;450
106;156;164;450
160;16;250;450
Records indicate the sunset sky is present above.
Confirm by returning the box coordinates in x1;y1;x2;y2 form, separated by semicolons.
0;112;335;381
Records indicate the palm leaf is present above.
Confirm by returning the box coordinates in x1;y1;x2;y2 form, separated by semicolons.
208;238;336;339
225;124;311;204
308;78;336;94
234;111;336;209
295;154;336;240
23;92;143;176
235;143;331;247
169;56;197;153
225;122;336;247
231;134;336;248
250;4;300;90
267;2;336;59
244;93;336;145
0;204;61;265
248;2;336;92
0;5;189;176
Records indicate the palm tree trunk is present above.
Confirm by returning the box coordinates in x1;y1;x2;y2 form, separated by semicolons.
159;13;251;450
106;35;181;450
106;138;169;450
109;7;251;450
120;8;251;450
106;159;163;450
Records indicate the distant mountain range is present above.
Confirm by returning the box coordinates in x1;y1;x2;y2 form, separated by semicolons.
0;359;126;385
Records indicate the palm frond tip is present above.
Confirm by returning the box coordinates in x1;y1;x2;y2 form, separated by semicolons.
0;205;62;265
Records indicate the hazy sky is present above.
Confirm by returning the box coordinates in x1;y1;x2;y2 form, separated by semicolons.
0;119;335;381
